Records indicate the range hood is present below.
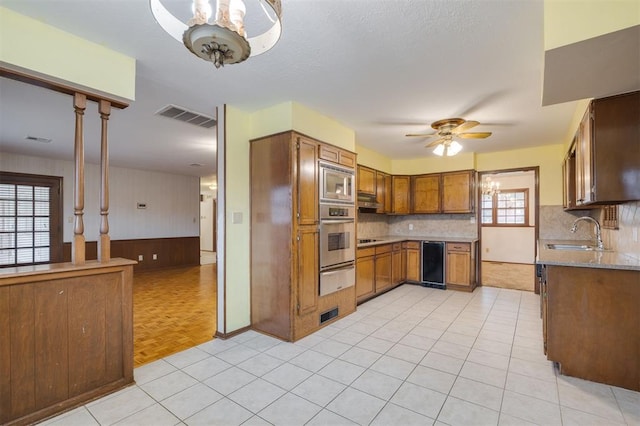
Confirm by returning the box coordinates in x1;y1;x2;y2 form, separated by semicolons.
357;193;381;210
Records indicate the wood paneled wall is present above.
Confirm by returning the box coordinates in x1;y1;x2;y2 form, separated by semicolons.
63;237;200;272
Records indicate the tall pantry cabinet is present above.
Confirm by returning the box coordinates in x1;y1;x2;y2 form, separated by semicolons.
250;131;356;341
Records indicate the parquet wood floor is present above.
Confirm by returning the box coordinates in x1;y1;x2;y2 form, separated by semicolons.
133;264;217;366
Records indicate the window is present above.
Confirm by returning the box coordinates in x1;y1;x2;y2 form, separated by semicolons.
481;188;529;226
0;173;63;267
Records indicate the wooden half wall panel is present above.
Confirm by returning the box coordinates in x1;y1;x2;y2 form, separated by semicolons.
63;237;200;271
481;261;535;291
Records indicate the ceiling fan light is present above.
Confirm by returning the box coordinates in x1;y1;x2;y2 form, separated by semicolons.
447;140;462;156
433;144;445;156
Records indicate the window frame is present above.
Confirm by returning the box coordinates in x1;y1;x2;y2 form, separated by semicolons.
481;188;530;227
0;172;63;267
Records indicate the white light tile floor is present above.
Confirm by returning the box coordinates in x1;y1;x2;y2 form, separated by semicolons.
40;285;640;425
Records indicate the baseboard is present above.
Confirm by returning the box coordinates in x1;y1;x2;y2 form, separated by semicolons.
215;325;251;340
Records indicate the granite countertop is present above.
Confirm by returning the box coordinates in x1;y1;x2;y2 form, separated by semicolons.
357;235;478;248
537;239;640;271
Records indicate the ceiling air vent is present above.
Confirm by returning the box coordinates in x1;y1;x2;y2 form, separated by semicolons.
25;135;52;143
155;105;217;129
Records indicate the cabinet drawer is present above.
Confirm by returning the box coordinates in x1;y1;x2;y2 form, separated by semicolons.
404;241;421;250
339;151;356;168
375;244;392;255
357;247;376;258
319;145;340;164
447;242;470;252
392;242;402;251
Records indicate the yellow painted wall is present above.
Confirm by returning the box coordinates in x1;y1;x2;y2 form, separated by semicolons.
291;102;355;150
392;153;476;175
355;144;392;173
476;144;565;206
544;0;640;50
0;7;136;100
224;106;252;331
249;102;293;138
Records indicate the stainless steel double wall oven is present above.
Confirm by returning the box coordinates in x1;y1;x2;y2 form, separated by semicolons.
318;162;356;297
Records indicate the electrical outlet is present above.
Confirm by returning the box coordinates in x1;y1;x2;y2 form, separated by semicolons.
633;227;638;242
409;223;414;231
138;255;143;261
153;254;158;260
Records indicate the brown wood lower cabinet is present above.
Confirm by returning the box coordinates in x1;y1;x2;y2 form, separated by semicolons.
445;242;476;292
542;265;640;391
356;247;375;301
0;259;135;426
404;241;421;283
374;245;392;292
356;244;404;304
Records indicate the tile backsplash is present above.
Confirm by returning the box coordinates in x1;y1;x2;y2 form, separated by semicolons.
357;212;477;239
600;201;640;259
539;205;594;240
358;202;640;260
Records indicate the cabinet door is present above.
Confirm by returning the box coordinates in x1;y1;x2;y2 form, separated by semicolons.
339;151;356;168
446;248;470;286
384;174;392;213
358;166;376;195
297;226;319;315
376;172;388;214
391;245;403;285
412;174;441;213
442;171;474;213
375;252;392;292
406;248;421;282
563;146;577;210
575;107;592;205
392;175;411;214
297;137;318;225
356;255;375;300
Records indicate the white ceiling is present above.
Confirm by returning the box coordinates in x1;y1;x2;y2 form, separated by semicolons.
0;0;604;189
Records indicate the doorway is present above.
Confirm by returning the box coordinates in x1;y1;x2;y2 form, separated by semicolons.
200;187;216;265
478;168;538;291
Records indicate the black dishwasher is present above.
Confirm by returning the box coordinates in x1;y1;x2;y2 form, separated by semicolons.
421;241;446;289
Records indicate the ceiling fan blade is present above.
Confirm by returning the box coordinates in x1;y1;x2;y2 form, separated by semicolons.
406;132;436;137
451;120;479;134
426;138;446;148
458;132;492;139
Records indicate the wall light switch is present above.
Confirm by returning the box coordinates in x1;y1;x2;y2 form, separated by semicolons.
152;254;157;260
409;223;414;231
232;212;243;224
138;255;143;261
470;216;476;224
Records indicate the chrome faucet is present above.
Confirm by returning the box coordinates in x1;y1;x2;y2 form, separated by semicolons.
570;216;604;250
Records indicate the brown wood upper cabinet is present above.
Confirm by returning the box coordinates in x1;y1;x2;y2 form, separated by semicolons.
392;175;411;214
412;174;440;213
442;170;475;213
411;170;475;214
376;171;392;214
319;144;356;168
571;91;640;207
357;165;376;195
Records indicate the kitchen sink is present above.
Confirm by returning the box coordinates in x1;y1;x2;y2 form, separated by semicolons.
545;243;608;251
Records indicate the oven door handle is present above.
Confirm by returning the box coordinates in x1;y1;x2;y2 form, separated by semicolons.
320;219;355;225
321;262;355;274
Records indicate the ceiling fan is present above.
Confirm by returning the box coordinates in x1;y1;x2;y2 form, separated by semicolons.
406;118;492;156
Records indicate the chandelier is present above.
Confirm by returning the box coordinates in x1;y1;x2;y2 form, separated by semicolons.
432;137;463;157
482;176;500;196
150;0;282;68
